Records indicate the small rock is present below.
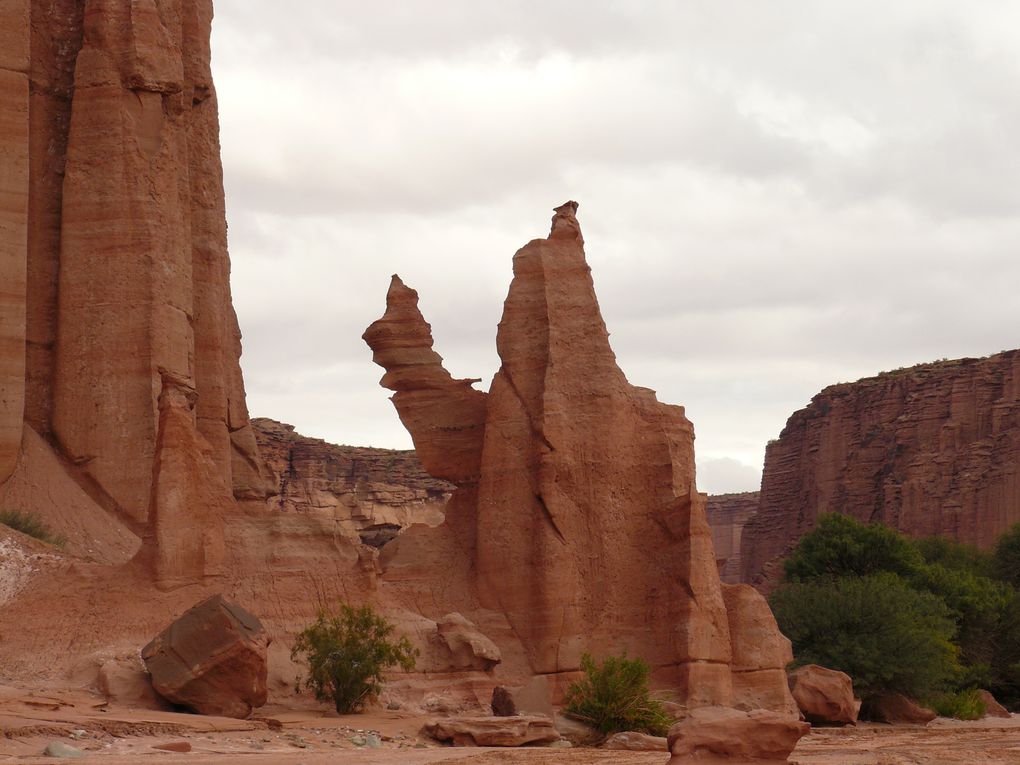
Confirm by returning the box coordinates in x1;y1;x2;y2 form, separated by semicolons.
387;701;401;710
43;741;85;759
365;732;382;748
349;734;367;746
69;730;86;740
602;731;667;751
154;741;192;753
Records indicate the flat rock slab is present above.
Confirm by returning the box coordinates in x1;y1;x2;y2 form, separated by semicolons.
423;715;560;746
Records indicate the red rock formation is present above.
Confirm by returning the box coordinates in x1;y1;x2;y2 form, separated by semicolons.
0;0;273;586
365;202;797;713
667;707;809;763
707;492;759;584
252;417;451;546
742;353;1020;587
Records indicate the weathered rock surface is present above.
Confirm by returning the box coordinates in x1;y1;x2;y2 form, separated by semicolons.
252;417;451;546
865;693;937;724
977;689;1011;719
0;0;273;587
788;664;859;726
602;731;668;751
422;715;560;747
142;595;269;718
742;353;1020;587
364;202;797;713
667;706;809;763
436;612;502;671
707;492;759;584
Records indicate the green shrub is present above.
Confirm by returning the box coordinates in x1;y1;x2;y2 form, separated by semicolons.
929;689;986;720
0;509;65;547
783;513;924;583
770;573;961;701
994;524;1020;589
290;603;418;714
564;653;672;736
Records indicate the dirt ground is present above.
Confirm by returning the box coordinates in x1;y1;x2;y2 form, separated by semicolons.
2;683;1019;764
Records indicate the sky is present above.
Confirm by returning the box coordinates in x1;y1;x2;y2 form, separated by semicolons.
210;1;1020;495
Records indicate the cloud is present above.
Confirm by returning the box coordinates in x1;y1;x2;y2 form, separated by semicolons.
211;1;1020;492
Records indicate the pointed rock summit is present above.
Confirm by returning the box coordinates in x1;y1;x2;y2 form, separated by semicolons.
365;203;799;713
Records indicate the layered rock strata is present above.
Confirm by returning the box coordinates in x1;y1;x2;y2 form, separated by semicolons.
742;353;1020;586
365;202;797;712
252;417;451;546
706;491;759;584
0;0;273;586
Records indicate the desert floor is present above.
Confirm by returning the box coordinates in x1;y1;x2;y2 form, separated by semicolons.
2;683;1019;764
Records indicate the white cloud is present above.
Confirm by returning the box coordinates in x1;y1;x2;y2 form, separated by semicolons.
211;1;1020;491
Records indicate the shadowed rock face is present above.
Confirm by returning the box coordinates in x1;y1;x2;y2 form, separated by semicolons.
0;0;273;586
365;202;798;712
742;352;1020;588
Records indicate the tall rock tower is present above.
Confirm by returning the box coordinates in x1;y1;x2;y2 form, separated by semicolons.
0;0;272;587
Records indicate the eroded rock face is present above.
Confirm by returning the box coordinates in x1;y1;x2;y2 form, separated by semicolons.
0;0;273;586
252;417;451;546
742;353;1020;587
707;492;759;584
667;707;809;763
142;594;269;718
788;664;859;726
365;203;797;712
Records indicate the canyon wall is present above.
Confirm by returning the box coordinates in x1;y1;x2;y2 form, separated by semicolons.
706;492;759;584
741;352;1020;586
365;202;798;713
0;0;272;586
252;417;451;546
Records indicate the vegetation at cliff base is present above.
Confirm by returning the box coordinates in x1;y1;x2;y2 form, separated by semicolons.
0;509;66;547
563;652;673;736
291;603;418;714
771;514;1020;712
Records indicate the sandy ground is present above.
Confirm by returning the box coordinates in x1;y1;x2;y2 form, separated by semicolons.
2;683;1020;764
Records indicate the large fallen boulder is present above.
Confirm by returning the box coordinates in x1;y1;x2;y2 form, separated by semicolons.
788;664;859;725
978;689;1011;719
422;715;560;746
667;707;808;763
141;595;269;718
865;693;936;724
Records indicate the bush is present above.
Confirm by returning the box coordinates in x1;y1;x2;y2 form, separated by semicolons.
0;509;65;547
770;573;961;701
994;524;1020;589
291;603;418;714
564;653;672;736
783;513;924;583
929;689;986;720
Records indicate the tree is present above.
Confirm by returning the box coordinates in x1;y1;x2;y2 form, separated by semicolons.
564;653;673;736
783;513;924;583
994;524;1020;589
291;603;418;714
770;573;961;701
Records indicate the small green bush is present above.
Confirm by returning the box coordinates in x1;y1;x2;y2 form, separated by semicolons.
291;603;418;714
0;509;65;547
564;653;672;736
929;689;986;720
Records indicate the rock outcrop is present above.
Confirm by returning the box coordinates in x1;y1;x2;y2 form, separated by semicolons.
667;706;809;763
788;664;859;726
365;202;797;713
0;0;273;586
252;418;451;546
707;492;760;584
422;715;561;747
142;595;269;718
742;353;1020;587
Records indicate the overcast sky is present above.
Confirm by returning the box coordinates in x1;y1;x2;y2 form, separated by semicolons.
210;1;1020;494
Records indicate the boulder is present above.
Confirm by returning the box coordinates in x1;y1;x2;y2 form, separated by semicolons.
97;656;174;711
667;706;809;763
436;613;501;671
141;595;269;718
977;689;1011;719
788;664;859;725
491;676;555;718
602;731;668;751
422;715;560;746
866;693;936;724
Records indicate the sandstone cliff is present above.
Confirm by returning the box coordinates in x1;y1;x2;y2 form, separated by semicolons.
365;202;798;713
0;0;273;586
741;352;1020;587
252;417;451;547
706;492;760;584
